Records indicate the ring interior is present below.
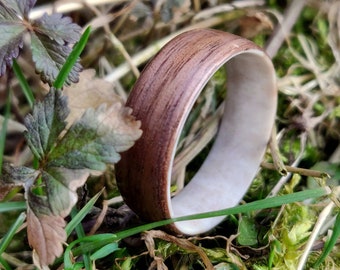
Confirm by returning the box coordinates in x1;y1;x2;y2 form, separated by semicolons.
169;51;276;235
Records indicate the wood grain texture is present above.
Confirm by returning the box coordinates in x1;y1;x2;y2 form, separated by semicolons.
115;29;277;235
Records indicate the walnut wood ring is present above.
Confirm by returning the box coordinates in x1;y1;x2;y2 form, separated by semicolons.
116;29;277;235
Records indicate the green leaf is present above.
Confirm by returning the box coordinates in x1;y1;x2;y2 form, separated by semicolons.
237;216;258;246
0;2;21;20
48;102;141;171
24;88;69;160
63;188;328;262
47;106;119;170
0;89;11;174
29;167;90;216
0;201;26;213
30;33;82;86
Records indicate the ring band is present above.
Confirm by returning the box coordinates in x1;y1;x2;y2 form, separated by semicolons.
116;29;277;235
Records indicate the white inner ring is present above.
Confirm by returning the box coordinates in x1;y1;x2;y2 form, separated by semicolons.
168;51;276;235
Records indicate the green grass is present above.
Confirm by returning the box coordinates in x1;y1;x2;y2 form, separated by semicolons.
59;187;328;268
53;26;91;89
0;90;11;174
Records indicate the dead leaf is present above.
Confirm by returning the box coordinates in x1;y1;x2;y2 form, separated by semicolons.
25;167;89;267
27;208;66;268
63;69;124;126
238;10;273;38
142;230;214;270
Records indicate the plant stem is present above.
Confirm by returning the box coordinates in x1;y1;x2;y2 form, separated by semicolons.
261;162;330;179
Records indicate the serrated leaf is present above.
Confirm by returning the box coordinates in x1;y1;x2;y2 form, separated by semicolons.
25;167;90;218
0;0;36;18
1;163;39;188
0;1;83;84
0;0;36;75
24;166;89;267
0;163;39;200
33;13;82;45
48;102;141;171
0;22;26;75
30;32;82;85
18;77;142;266
49;69;142;170
24;88;69;160
63;69;124;125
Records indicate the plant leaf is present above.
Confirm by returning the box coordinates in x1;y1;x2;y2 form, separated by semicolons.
63;69;125;125
0;162;38;203
19;80;141;266
0;0;36;18
50;69;143;170
0;22;26;75
0;0;37;75
237;216;258;246
1;163;39;187
27;208;66;268
21;166;89;267
0;1;83;84
0;2;21;20
24;168;90;219
33;13;81;45
24;88;69;160
48;102;141;171
30;32;82;85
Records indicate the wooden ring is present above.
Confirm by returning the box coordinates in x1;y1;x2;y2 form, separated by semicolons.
116;29;277;235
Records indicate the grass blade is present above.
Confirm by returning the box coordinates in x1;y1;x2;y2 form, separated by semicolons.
69;208;92;270
0;90;11;174
0;256;11;270
0;202;27;213
313;211;340;267
67;187;328;258
53;26;91;89
89;242;119;261
65;190;103;237
12;60;34;108
64;190;102;270
0;212;26;256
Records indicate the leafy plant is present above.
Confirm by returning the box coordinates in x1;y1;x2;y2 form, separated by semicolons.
1;73;142;267
0;0;82;85
0;1;142;266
